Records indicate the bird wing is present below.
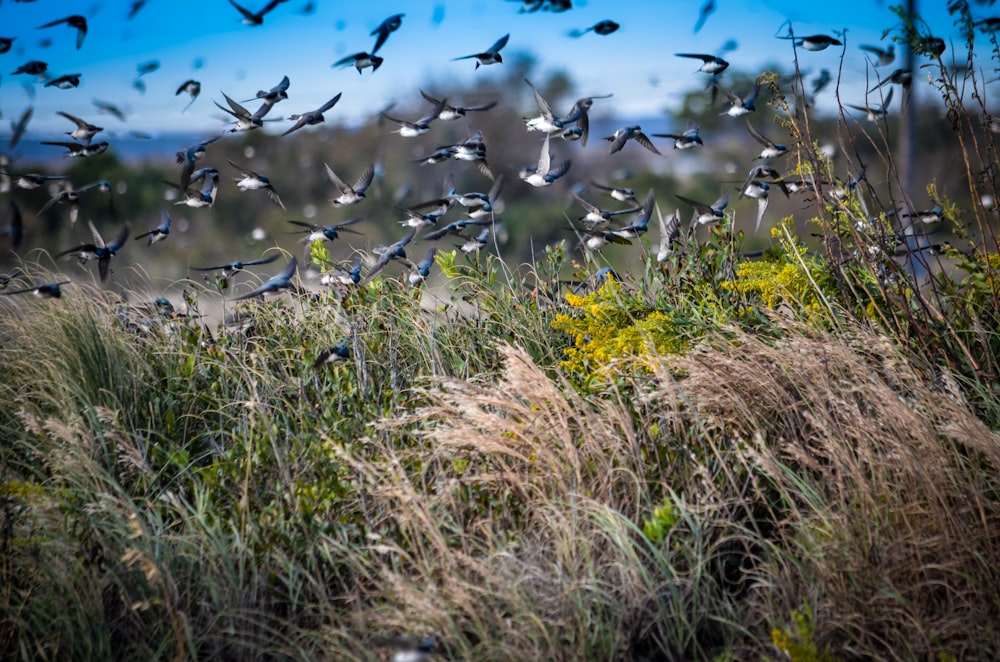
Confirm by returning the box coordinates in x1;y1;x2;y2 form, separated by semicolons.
488;33;510;53
317;92;343;114
353;164;375;195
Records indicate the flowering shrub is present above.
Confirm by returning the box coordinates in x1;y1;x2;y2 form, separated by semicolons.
551;278;689;381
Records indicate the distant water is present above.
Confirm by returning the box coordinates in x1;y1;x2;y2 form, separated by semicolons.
15;132;213;167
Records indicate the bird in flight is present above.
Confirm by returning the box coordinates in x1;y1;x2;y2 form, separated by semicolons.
454;34;509;69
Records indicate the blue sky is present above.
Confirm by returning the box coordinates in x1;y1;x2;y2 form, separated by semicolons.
0;0;970;140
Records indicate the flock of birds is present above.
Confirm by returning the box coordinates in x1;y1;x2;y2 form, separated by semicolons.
0;0;964;373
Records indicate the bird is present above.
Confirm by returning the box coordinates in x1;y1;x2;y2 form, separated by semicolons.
0;268;25;290
374;634;439;662
568;20;620;38
45;74;82;89
11;61;47;77
41;141;110;158
604;125;661;155
458;227;491;253
571;193;640;228
676;192;730;226
576;227;633;253
2;200;23;250
0;37;16;54
423;217;491;241
325;163;374;206
134;210;172;245
57;111;103;144
868;68;912;93
281;93;342;136
740;180;771;234
232;256;298;300
228;0;284;26
716;81;760;117
653;120;703;150
408;246;438;286
6;171;69;190
37;15;87;50
519;134;571;187
590;181;638;205
860;43;895;66
321;258;363;287
333;52;384;75
371;13;404;54
191;253;280;276
798;34;843;51
846;87;894;121
176;135;222;189
461;174;505;219
286;218;364;244
453;33;509;69
610;189;656;240
363;228;419;283
9;107;33;149
38;180;112;225
2;280;71;299
93;99;127;122
675;52;729;75
215;92;274;132
419;90;498;120
523;78;571;134
693;0;715;33
811;69;832;95
228;160;284;209
561;93;613;147
313;339;351;369
656;207;682;263
175;79;201;112
381;96;447;137
744;120;788;160
245;75;290;107
57;220;130;282
168;167;219;208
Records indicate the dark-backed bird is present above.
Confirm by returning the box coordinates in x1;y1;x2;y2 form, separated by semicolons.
745;120;788;160
229;159;284;209
569;20;619;38
232;256;298;300
287;218;364;244
57;220;130;281
420;90;497;120
604;125;661;155
228;0;284;26
847;87;894;121
45;74;82;89
519;134;571;187
215;92;274;132
282;92;342;136
653;119;703;150
675;52;729;75
3;280;70;298
37;15;87;49
57;111;103;143
333;52;383;75
381;96;446;137
175;79;201;112
676;192;729;225
716;80;760;117
371;13;404;53
860;43;895;66
134;210;172;245
325;163;374;206
454;33;509;69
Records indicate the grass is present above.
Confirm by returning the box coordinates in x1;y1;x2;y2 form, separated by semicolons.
4;8;1000;659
